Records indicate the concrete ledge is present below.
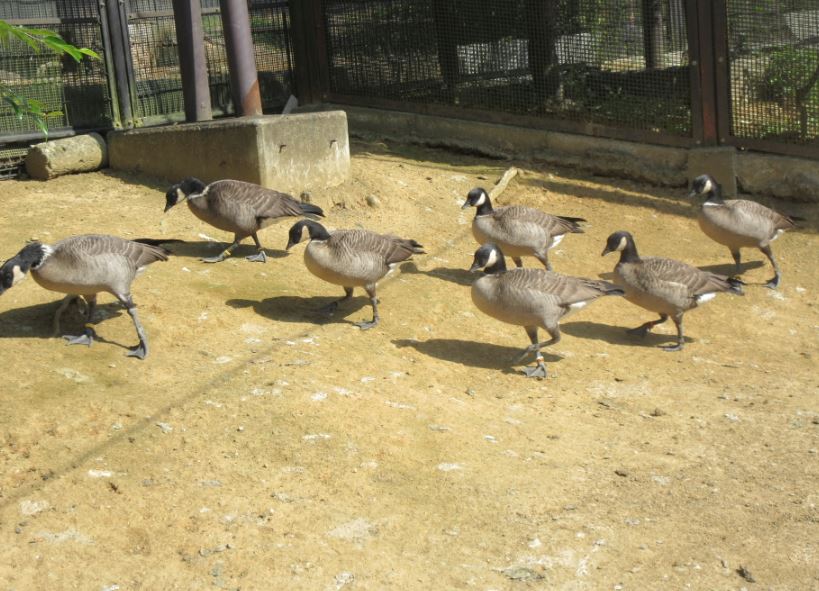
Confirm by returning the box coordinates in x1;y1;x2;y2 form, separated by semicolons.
335;104;819;203
338;104;688;187
108;112;350;192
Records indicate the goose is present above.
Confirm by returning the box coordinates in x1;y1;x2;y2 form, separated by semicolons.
602;231;744;352
286;220;425;329
689;174;800;289
0;235;169;359
469;243;624;378
164;177;324;263
461;187;585;270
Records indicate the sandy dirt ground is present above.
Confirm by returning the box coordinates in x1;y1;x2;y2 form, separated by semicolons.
0;140;817;590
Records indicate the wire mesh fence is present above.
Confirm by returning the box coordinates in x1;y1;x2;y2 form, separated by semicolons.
727;0;819;144
0;0;114;137
127;0;294;122
323;0;692;137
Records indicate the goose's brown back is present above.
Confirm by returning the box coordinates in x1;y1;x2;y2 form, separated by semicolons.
472;205;582;257
305;229;422;287
698;199;796;248
187;180;304;236
472;268;618;328
615;256;735;315
32;235;167;296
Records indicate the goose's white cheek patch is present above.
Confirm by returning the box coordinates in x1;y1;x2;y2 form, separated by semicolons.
616;236;627;252
702;178;713;193
485;248;498;268
11;265;27;286
474;192;487;207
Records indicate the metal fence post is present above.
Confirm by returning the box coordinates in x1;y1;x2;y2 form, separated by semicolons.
220;0;262;116
173;0;213;122
105;0;135;128
291;0;329;105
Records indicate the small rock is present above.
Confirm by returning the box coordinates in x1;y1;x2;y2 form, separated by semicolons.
614;469;628;477
365;194;381;208
465;388;476;397
651;407;666;417
156;422;173;434
20;499;49;516
502;566;544;581
737;565;755;583
437;463;463;472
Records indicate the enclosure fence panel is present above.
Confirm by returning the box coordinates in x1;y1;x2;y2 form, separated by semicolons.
322;0;694;145
0;0;114;177
724;0;819;157
125;0;294;124
3;0;819;170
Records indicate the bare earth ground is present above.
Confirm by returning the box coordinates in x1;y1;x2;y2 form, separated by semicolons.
0;140;817;591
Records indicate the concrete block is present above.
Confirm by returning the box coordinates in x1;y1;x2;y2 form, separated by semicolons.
25;132;108;180
107;112;350;193
687;146;736;196
737;152;819;203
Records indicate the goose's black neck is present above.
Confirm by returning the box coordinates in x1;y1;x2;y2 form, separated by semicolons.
304;220;330;241
704;181;724;204
617;238;640;265
16;242;48;270
484;255;507;274
475;195;494;217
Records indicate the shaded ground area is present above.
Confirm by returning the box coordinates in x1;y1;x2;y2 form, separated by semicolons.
0;140;817;590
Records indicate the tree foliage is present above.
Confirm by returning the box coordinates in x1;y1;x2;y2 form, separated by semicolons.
0;20;99;137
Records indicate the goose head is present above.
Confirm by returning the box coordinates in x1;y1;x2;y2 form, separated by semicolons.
0;242;50;294
602;231;639;261
164;177;207;212
688;174;719;199
469;243;507;274
461;187;490;210
286;220;331;250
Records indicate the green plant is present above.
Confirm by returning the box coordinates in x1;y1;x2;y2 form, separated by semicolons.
0;20;99;137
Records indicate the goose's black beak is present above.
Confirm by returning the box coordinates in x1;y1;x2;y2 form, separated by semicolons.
285;240;295;251
601;246;612;256
461;201;470;210
163;203;174;213
687;189;698;199
469;262;482;273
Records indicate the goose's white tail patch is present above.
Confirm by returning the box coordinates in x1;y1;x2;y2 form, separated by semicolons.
702;201;721;207
771;229;784;241
569;300;588;310
696;292;716;304
550;234;565;249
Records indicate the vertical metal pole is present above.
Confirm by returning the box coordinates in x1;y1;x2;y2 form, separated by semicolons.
105;0;134;127
172;0;213;122
696;0;718;145
289;0;315;104
220;0;262;116
642;0;665;69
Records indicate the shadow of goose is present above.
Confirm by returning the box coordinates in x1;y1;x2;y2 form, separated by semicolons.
226;295;369;326
0;300;131;350
698;260;764;276
159;240;289;261
561;320;693;348
417;266;475;287
392;337;560;371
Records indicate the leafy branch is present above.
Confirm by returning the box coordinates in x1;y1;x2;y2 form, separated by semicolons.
0;19;100;137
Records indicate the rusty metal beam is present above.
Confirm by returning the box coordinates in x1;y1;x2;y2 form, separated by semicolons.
220;0;262;117
172;0;213;122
